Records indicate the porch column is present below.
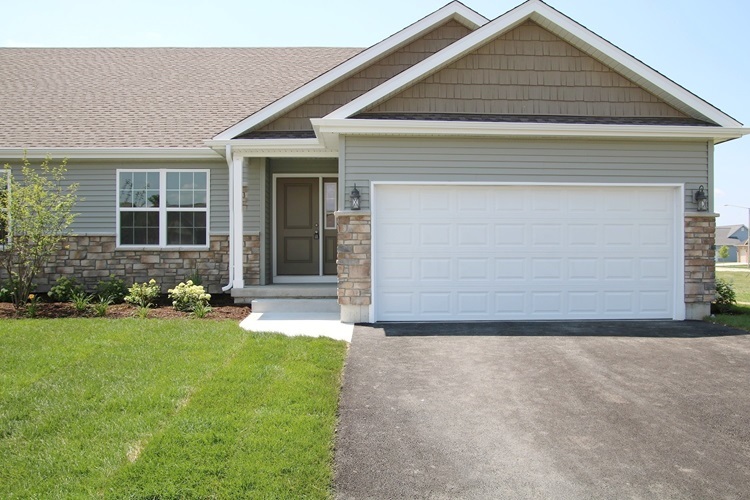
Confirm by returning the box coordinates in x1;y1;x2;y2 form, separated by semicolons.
232;154;245;288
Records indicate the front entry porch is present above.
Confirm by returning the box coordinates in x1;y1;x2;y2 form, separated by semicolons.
231;283;337;304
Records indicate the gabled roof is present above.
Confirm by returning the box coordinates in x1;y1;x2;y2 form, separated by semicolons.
0;47;360;149
716;225;748;247
212;1;489;141
324;0;742;128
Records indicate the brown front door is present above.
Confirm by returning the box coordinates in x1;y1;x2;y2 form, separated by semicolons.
277;178;319;275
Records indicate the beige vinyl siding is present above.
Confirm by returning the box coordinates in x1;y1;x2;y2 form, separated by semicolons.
5;159;230;235
369;21;687;118
343;137;708;211
257;20;472;132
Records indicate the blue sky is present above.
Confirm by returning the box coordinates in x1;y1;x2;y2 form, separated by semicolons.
3;0;748;225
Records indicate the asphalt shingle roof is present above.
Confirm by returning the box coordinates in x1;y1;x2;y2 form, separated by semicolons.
0;47;362;149
716;225;748;247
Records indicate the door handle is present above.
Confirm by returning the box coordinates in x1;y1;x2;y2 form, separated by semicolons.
314;230;319;240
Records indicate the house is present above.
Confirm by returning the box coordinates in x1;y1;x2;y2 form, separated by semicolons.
1;0;747;322
716;225;749;263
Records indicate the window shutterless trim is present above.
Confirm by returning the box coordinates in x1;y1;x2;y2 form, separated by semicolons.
115;168;210;249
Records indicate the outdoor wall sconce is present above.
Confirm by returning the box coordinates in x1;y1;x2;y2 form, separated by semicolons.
694;185;709;212
350;184;361;210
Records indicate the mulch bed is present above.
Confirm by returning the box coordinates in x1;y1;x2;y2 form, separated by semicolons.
0;294;251;320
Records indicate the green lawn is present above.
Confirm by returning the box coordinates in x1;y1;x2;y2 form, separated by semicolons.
706;304;750;331
716;270;750;303
0;319;347;499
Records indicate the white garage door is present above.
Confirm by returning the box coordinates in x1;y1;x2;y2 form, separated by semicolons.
374;185;678;321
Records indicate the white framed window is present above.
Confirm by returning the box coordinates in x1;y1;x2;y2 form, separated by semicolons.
117;169;209;248
324;181;337;229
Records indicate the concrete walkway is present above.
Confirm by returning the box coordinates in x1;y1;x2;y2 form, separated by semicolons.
239;312;353;342
335;321;750;499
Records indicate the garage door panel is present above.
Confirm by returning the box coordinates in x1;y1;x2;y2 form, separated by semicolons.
375;185;677;321
531;292;563;314
420;258;451;280
640;258;670;279
420;293;452;315
495;224;526;245
458;224;489;246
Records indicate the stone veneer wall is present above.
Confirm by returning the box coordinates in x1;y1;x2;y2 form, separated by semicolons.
1;234;262;294
336;212;371;323
243;234;261;286
684;214;716;320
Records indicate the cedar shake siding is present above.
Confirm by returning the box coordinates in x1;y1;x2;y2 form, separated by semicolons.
367;21;689;118
254;20;473;133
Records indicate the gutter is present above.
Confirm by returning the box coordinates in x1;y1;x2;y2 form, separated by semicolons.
221;144;234;292
0;147;220;160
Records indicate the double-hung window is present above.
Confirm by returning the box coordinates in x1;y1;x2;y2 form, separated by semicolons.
117;170;209;247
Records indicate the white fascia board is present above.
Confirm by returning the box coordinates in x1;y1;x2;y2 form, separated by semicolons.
205;138;338;157
211;2;489;141
0;147;221;160
326;0;742;129
311;118;750;142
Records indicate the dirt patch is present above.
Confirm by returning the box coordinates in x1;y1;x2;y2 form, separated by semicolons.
0;294;251;321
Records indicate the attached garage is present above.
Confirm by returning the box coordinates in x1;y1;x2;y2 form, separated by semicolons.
373;184;683;322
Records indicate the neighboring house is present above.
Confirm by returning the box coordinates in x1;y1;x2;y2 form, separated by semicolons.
0;0;748;322
716;225;749;263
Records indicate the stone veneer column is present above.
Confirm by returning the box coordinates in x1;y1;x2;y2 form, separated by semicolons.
243;234;261;286
336;211;371;323
684;214;716;320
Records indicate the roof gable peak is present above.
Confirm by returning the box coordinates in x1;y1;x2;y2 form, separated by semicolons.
325;0;742;128
212;1;488;141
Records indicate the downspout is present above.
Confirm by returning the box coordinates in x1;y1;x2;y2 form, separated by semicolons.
221;143;234;292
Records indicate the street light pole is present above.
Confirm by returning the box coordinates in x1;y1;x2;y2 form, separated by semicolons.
724;204;750;268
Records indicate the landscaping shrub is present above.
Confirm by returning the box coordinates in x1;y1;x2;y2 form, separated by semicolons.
71;291;92;313
92;295;112;317
25;294;40;318
125;279;160;308
714;277;737;313
48;276;84;302
168;280;211;312
191;300;212;318
185;270;203;286
0;283;12;302
96;274;127;303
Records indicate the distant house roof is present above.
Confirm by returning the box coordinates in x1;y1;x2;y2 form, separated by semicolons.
716;225;748;247
0;47;361;148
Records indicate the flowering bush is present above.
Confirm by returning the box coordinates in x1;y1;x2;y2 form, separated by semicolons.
48;276;84;302
168;280;211;312
125;279;160;308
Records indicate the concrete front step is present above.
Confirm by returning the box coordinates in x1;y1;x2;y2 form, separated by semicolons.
231;284;337;304
251;298;339;314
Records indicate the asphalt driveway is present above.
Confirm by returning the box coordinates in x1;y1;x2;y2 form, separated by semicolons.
335;321;750;499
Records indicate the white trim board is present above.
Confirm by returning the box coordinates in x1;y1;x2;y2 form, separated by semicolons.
0;148;221;160
212;2;489;141
312;118;749;143
325;0;742;129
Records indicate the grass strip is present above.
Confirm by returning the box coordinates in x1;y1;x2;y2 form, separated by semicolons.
0;319;346;499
